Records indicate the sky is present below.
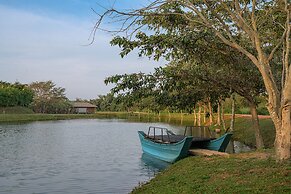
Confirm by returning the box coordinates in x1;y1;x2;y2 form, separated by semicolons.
0;0;163;100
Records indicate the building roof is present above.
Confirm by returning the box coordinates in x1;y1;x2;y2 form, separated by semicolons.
71;102;97;108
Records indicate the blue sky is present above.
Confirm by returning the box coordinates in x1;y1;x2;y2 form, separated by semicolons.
0;0;163;100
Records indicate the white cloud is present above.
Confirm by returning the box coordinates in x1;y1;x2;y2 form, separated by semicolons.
0;5;163;100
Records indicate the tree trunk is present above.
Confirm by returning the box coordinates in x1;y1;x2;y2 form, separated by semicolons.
276;104;291;161
274;75;291;161
198;103;202;126
217;100;221;126
180;110;184;125
203;104;206;124
230;93;235;132
193;106;197;126
220;98;226;131
259;64;291;160
208;100;213;125
249;100;264;149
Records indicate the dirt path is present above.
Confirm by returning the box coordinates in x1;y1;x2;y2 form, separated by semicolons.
234;114;271;119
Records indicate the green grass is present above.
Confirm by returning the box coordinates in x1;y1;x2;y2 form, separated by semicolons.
232;117;275;148
132;154;291;194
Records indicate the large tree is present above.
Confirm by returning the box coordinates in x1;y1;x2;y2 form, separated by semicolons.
94;0;290;161
106;8;267;148
29;81;71;114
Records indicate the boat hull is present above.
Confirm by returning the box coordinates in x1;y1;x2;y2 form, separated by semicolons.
194;133;233;152
138;131;193;163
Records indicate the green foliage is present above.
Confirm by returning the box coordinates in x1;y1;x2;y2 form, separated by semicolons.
96;0;290;161
223;95;269;115
107;1;268;115
238;107;251;114
0;81;33;107
29;81;71;114
257;107;269;115
97;1;286;119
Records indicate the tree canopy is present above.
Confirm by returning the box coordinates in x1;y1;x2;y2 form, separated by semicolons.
94;0;291;161
0;81;33;107
29;81;72;114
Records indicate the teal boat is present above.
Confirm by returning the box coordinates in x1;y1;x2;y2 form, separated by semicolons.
183;126;233;152
138;127;193;163
190;132;233;152
138;126;232;163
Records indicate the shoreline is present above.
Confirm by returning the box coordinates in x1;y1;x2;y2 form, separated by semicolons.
131;150;290;194
0;112;284;193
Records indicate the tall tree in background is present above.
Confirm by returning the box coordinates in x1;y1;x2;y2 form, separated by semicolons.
29;81;71;114
94;0;290;161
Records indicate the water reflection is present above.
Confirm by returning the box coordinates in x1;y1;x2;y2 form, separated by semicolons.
0;115;254;194
141;153;169;172
0;120;175;194
139;153;170;183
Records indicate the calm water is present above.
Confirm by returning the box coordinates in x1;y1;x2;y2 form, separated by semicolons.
0;119;175;194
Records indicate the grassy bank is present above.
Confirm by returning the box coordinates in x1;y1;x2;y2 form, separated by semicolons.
0;113;108;123
231;116;275;148
132;152;291;194
0;106;34;114
0;111;143;123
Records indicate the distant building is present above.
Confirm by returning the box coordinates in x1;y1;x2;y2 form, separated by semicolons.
71;102;96;114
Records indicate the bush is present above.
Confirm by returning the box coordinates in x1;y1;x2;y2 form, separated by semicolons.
257;106;269;115
238;107;250;114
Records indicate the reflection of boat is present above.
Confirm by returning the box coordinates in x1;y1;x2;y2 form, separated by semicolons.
138;127;193;163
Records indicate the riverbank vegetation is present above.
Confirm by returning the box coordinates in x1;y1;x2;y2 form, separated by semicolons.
0;80;73;114
132;153;291;194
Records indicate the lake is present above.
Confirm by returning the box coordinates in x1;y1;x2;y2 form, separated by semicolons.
0;119;179;194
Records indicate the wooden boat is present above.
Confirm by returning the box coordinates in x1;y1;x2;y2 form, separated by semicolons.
138;127;193;163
